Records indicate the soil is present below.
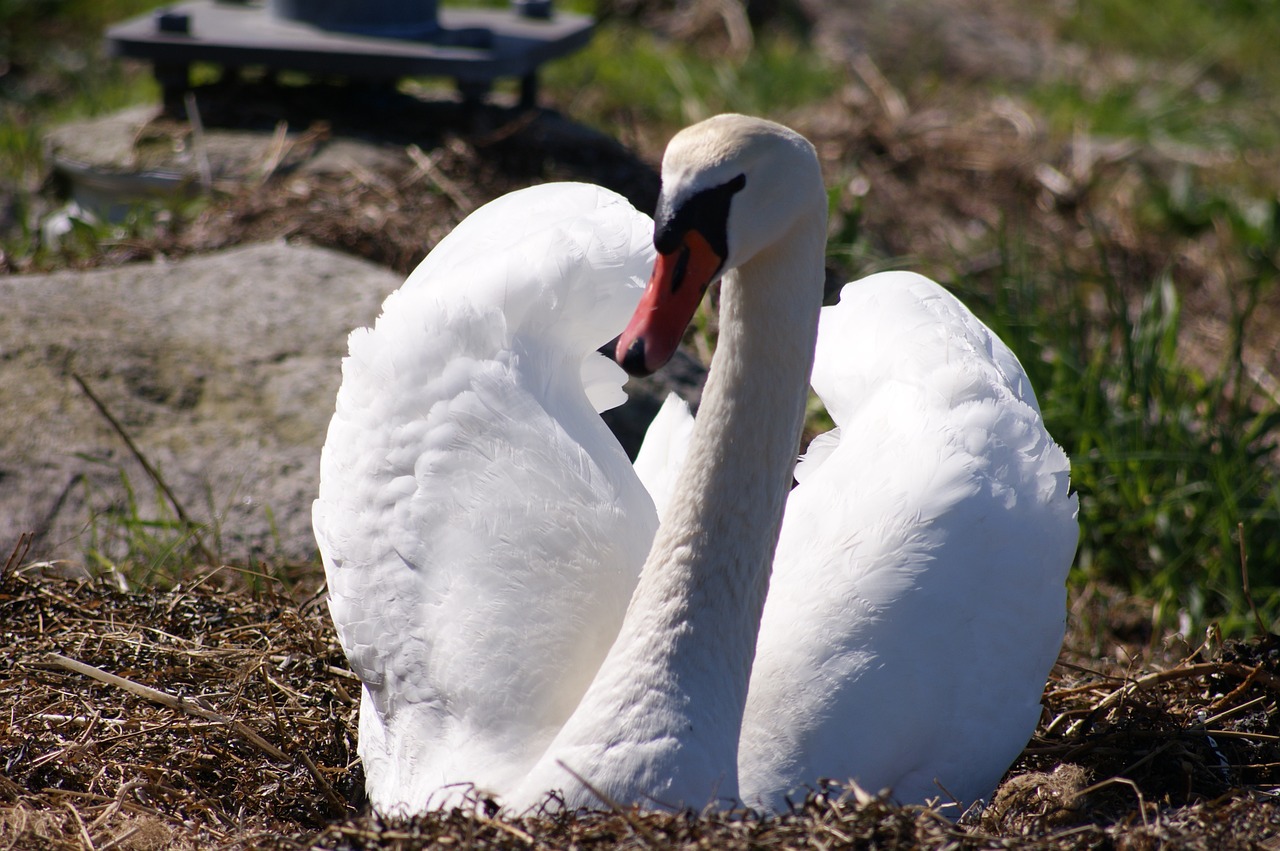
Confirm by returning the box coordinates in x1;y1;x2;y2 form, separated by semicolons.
1;563;1277;850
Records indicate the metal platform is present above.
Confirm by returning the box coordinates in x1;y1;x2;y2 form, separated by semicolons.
107;0;595;108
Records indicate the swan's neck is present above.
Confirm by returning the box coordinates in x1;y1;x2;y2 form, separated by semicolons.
643;234;827;684
530;219;825;808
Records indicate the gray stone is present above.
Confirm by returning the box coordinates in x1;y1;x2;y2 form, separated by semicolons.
1;242;398;571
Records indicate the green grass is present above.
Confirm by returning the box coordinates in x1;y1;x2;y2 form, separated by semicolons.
0;0;162;152
1027;0;1280;150
814;0;1280;635
871;151;1280;634
1057;136;1280;633
825;192;1280;636
75;454;306;595
542;22;840;134
978;255;1280;635
79;463;212;587
1056;0;1280;74
1;0;163;268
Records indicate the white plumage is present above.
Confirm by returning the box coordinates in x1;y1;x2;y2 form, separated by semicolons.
740;273;1075;810
314;115;1078;815
314;184;659;810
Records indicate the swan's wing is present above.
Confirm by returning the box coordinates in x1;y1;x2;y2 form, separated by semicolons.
741;272;1078;810
314;183;659;812
792;427;839;483
580;352;635;414
631;393;696;520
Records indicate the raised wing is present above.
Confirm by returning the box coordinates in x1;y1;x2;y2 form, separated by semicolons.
314;184;659;811
741;272;1077;810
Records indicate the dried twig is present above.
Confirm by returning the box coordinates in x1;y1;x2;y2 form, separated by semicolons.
297;747;351;816
553;761;664;849
258;664;350;815
405;144;477;214
92;824;142;851
852;55;908;126
70;371;217;567
64;802;97;851
1;531;33;585
1239;522;1268;635
184;92;213;192
256;120;291;184
42;652;288;761
1095;662;1221;708
478;813;537;846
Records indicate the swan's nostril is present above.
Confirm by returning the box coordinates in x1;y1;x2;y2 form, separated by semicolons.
619;337;652;377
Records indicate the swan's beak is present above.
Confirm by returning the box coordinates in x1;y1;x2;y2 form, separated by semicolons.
616;231;723;376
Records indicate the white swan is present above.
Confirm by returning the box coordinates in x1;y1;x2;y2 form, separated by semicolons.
314;114;1078;815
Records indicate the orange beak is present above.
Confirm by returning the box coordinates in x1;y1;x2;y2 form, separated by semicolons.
616;230;724;376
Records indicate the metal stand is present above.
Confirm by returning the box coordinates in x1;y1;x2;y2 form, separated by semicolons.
107;0;594;110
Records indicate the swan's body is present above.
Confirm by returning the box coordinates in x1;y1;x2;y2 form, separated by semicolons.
315;115;1077;814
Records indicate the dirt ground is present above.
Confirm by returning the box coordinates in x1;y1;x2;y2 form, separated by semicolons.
2;555;1277;850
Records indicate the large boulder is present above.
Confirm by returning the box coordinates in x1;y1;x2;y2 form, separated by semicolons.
1;242;397;572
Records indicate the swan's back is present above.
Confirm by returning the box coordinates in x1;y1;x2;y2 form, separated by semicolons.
314;183;659;812
741;271;1077;809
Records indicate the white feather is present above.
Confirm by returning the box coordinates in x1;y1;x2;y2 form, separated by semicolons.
740;272;1076;808
315;119;1077;815
315;183;658;810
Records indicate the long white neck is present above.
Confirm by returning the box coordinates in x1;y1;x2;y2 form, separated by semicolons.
519;216;826;809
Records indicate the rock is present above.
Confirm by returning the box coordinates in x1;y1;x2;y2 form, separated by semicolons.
0;242;398;571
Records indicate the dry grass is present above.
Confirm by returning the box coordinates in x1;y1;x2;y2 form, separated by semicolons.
2;552;1277;850
0;553;359;849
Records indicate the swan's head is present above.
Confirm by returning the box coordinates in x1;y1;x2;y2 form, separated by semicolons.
616;114;825;376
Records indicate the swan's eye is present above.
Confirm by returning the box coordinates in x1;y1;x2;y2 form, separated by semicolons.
654;173;747;259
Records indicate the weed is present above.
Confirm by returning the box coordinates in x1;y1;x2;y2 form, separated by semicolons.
1030;0;1280;150
965;238;1280;636
79;462;209;588
542;23;840;135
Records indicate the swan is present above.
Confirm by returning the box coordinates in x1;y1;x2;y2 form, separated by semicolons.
314;114;1078;815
